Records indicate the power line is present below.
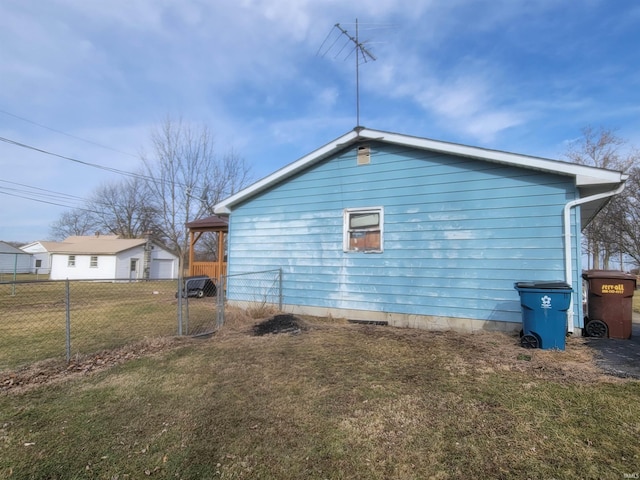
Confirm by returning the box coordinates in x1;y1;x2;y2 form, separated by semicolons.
0;189;98;213
0;134;210;194
0;135;155;182
0;180;155;213
0;108;139;158
0;179;86;202
0;179;92;211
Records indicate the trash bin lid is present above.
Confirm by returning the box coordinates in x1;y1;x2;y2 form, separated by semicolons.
514;281;571;290
582;270;636;281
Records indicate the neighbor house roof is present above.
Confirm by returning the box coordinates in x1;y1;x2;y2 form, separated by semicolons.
213;127;628;226
0;241;29;254
37;236;149;255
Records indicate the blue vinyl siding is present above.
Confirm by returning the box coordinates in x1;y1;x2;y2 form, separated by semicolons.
227;142;580;324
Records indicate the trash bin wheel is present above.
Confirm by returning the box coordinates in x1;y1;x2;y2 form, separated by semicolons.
586;319;608;338
520;334;539;349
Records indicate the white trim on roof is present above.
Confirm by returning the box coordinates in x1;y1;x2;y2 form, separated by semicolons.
214;128;627;214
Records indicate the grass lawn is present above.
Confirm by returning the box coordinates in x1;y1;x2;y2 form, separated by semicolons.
1;313;639;479
0;279;215;370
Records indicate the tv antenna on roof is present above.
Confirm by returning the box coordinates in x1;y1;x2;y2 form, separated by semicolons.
317;19;376;128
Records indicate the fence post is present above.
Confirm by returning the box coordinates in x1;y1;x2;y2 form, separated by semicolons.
65;279;71;362
216;275;225;329
11;253;17;296
177;278;183;336
278;268;283;310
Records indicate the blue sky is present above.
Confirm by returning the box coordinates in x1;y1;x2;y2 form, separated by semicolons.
1;0;639;243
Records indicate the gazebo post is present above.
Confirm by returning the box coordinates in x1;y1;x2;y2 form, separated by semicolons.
188;231;195;276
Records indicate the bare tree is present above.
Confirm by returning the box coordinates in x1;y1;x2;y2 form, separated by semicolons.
200;148;252;214
87;177;158;239
49;208;98;240
608;161;640;267
141;117;251;271
48;116;251;262
565;126;635;269
565;126;629;170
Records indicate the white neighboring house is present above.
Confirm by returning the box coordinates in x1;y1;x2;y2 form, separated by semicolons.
0;241;32;274
20;240;52;275
21;235;178;280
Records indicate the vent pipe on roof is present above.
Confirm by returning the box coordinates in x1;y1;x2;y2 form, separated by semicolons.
563;182;626;334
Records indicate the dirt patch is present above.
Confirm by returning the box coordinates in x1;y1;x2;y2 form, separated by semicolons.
1;337;195;394
252;314;306;336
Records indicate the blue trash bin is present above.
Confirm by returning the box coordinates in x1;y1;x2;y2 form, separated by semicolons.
514;281;573;350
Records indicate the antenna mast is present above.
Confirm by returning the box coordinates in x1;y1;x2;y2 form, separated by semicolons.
332;19;376;127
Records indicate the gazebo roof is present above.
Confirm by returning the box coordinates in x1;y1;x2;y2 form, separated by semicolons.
186;215;229;231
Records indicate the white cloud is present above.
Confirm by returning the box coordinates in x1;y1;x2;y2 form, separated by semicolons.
0;0;638;240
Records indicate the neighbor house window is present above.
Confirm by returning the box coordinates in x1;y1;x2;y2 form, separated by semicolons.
90;256;98;268
35;260;42;268
68;255;76;267
344;207;383;252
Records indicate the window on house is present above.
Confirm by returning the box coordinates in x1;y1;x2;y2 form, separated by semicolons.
68;255;76;267
90;256;98;268
344;207;383;252
35;259;42;268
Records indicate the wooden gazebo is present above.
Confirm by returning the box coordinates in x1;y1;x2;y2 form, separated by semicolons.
185;215;228;279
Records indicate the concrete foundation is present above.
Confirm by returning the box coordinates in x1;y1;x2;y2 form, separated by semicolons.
282;304;522;334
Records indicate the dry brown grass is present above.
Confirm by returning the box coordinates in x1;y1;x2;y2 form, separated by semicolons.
1;315;639;479
0;336;194;394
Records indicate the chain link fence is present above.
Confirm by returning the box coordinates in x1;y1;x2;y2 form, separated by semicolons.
0;278;217;372
1;269;282;373
217;269;283;327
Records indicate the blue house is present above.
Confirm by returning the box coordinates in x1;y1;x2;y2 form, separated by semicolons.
214;128;627;334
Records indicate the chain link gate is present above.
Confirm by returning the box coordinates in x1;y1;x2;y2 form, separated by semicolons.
177;276;219;337
216;269;283;328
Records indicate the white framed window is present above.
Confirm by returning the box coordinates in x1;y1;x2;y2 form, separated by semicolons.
68;255;76;267
90;256;98;268
343;207;383;253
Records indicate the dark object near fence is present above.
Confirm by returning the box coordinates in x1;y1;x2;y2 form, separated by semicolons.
253;314;303;336
177;275;217;298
